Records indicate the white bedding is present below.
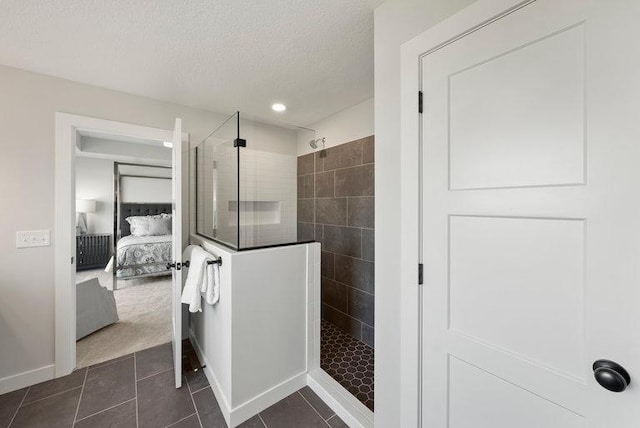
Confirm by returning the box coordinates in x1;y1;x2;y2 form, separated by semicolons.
117;234;172;249
106;234;173;278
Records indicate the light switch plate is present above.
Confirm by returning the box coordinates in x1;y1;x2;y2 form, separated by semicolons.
16;230;51;248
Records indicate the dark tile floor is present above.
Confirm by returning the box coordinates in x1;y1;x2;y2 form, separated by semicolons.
321;320;374;411
0;340;347;428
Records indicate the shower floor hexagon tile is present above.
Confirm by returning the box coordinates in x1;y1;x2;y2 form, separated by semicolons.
321;320;374;411
0;339;348;428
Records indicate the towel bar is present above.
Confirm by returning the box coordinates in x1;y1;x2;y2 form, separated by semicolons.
182;256;222;269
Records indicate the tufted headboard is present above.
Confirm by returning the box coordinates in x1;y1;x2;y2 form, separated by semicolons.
119;203;172;237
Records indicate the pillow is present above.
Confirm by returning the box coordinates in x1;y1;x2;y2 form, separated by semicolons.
125;214;172;236
148;214;172;236
126;216;151;236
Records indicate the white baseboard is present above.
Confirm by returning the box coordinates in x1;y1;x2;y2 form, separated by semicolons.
230;372;306;427
0;364;55;395
189;331;232;426
307;368;374;428
190;330;306;428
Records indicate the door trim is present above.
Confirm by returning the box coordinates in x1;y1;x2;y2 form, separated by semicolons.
399;1;536;426
54;113;186;377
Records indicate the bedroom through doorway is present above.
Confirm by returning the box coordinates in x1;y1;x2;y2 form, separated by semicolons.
74;133;175;369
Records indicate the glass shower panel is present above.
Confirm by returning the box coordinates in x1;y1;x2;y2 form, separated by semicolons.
238;116;315;248
196;112;317;250
196;112;239;249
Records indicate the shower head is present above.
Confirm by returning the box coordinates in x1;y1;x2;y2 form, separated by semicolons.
309;137;326;150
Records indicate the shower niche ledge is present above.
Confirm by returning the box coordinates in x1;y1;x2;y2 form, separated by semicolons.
228;201;282;226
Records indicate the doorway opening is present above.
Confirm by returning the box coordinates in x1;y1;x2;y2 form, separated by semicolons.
75;151;174;367
55;114;184;385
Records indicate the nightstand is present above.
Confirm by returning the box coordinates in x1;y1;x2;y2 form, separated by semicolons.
76;233;111;271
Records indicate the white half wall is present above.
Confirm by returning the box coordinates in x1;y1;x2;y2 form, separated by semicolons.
297;97;374;155
189;236;319;427
0;63;229;392
373;0;477;426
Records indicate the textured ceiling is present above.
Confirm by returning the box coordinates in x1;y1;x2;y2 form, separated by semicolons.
0;0;382;125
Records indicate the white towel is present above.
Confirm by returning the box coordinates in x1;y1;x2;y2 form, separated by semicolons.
204;262;220;305
181;245;209;312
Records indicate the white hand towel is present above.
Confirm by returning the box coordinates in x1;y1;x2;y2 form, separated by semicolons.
204;262;220;305
181;245;208;312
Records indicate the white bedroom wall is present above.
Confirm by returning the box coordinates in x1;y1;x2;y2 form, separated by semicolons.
120;176;172;203
76;157;172;235
75;157;114;235
0;64;230;390
373;0;476;426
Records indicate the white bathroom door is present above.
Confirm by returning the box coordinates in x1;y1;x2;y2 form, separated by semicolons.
171;118;183;389
420;0;640;427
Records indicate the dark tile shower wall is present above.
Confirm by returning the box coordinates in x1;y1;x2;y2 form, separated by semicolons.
297;136;375;348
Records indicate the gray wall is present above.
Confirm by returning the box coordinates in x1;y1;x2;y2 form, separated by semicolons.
298;136;375;348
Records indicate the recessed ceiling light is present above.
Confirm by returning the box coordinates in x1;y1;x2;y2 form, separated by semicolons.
272;103;287;112
163;141;173;148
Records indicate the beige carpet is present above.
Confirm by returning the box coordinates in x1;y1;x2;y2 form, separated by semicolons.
75;269;172;368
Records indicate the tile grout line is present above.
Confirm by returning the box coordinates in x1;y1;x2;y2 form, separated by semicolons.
134;353;139;428
165;412;198;428
185;377;203;428
6;386;30;427
257;412;268;428
189;384;210;395
16;385;83;407
324;274;376;297
297;391;333;427
72;369;90;426
74;398;137;424
322;311;376;347
87;355;134;372
136;367;174;382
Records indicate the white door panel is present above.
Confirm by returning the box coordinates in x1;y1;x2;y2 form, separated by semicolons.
421;0;640;426
448;356;584;428
172;118;183;389
449;24;585;190
449;215;585;379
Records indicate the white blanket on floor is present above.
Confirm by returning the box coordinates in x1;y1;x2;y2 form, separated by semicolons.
77;278;118;340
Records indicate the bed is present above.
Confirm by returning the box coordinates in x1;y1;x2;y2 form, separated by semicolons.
114;203;173;280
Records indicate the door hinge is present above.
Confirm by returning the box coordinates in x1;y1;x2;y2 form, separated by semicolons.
234;138;246;148
418;263;424;285
418;91;423;114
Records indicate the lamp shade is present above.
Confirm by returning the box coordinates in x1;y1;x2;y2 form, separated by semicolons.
76;199;96;213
